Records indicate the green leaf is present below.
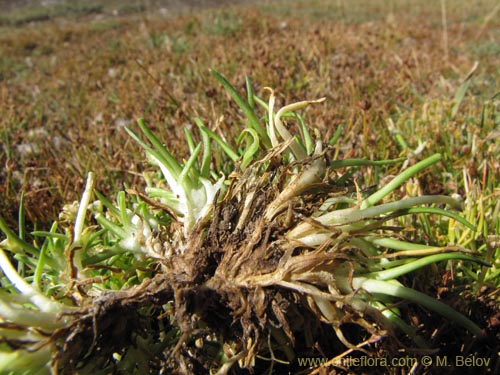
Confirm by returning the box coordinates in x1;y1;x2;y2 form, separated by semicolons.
368;253;488;280
245;76;254;108
360;279;483;336
403;207;476;231
237;128;260;170
179;143;202;184
136;119;182;177
330;157;406;169
125;127;180;179
94;190;120;217
361;153;442;209
296;113;314;155
184;127;196;154
328;124;343;146
198;123;239;162
95;215;127;239
194;117;212;178
33;223;57;290
210;70;271;147
117;191;131;227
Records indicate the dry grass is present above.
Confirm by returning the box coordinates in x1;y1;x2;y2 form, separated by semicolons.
1;0;498;228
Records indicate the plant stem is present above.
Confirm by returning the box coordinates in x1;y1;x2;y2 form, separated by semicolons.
0;249;64;314
367;253;487;280
355;278;483;336
361;153;442;209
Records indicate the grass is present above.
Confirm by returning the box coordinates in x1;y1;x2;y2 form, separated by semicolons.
0;0;499;373
0;2;104;26
0;0;497;225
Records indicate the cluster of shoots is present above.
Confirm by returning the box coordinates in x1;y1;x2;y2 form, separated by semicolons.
0;71;488;374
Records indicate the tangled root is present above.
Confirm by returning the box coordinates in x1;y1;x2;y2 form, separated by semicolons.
51;156;389;374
